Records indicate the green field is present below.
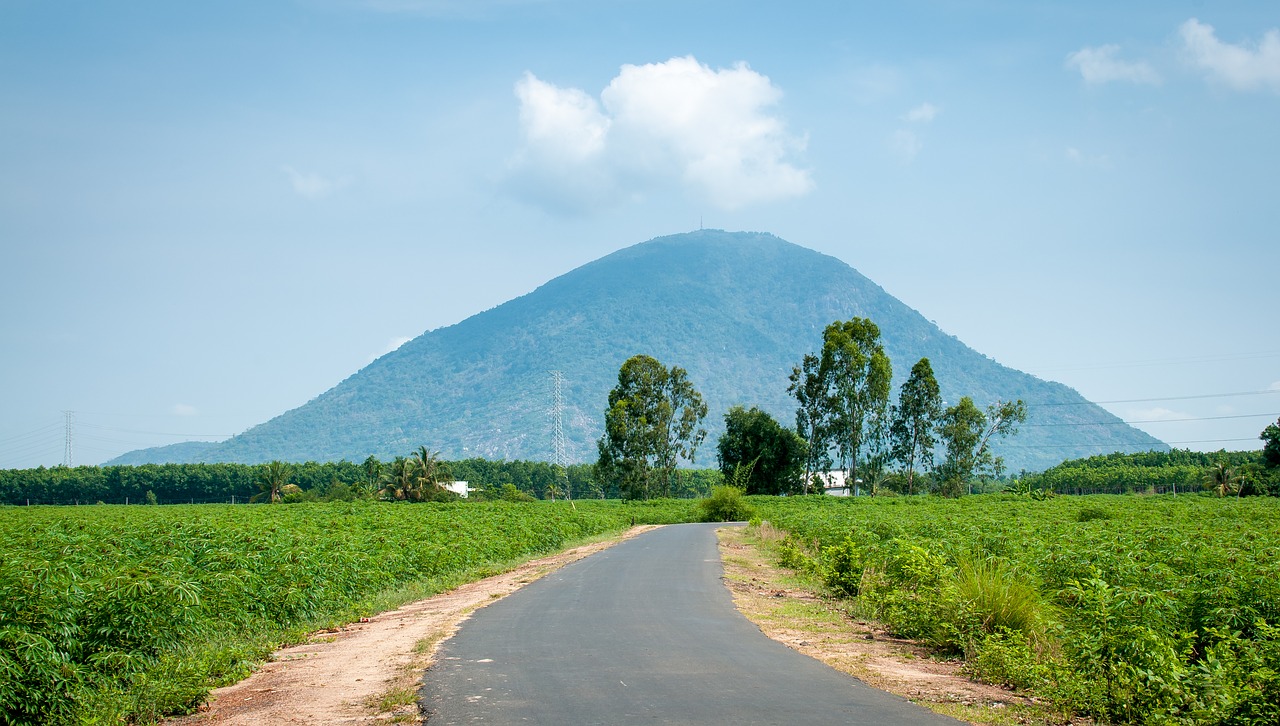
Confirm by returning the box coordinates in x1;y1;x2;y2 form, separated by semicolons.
755;494;1280;725
0;499;697;725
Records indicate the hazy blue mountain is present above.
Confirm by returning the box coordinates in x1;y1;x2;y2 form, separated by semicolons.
110;230;1165;471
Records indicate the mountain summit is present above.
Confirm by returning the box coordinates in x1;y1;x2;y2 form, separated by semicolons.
112;230;1164;471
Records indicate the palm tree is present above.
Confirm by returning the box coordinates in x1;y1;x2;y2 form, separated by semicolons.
251;460;292;503
378;456;416;501
411;446;453;501
1204;461;1243;498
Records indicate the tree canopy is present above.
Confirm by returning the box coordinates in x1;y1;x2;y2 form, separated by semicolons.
888;357;942;495
595;355;708;500
716;406;808;495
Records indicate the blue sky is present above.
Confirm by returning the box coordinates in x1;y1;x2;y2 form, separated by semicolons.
2;0;1277;468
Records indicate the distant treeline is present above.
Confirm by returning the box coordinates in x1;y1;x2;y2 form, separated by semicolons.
1020;448;1275;496
0;457;724;506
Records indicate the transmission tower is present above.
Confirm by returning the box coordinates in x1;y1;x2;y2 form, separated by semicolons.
549;370;571;501
63;410;74;467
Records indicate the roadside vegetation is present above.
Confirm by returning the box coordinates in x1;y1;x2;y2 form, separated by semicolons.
752;494;1280;725
0;499;697;724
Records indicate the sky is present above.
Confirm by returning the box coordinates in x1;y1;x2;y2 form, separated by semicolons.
1;0;1277;469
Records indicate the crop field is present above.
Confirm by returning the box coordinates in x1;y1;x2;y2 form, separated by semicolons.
0;499;697;724
755;494;1280;725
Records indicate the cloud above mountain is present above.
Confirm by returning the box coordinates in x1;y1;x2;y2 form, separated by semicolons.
1066;45;1160;85
1180;19;1280;93
506;56;812;213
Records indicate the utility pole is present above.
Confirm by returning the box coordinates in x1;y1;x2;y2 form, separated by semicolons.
549;371;572;504
62;410;74;467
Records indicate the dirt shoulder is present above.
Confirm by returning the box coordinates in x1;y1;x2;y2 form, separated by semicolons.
168;525;658;726
716;524;1067;726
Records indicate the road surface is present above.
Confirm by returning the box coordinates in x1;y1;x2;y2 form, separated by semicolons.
421;522;964;724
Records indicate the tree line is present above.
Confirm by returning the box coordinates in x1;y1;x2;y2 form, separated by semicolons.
593;317;1027;499
0;452;723;506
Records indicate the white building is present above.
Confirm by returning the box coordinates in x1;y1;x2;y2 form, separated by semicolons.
443;481;472;498
817;471;861;496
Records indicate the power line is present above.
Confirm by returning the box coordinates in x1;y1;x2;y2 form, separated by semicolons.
77;422;232;438
1031;389;1280;408
1025;411;1279;428
1030;349;1280;374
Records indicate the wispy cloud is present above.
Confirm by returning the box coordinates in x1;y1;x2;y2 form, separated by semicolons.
1269;381;1280;392
1180;18;1280;93
902;102;939;123
172;403;199;417
1066;45;1160;85
281;166;345;199
506;56;812;213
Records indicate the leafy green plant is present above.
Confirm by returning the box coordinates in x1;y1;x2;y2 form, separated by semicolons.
698;485;753;522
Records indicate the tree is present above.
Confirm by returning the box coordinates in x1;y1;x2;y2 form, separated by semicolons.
818;318;892;486
1262;418;1280;469
975;399;1028;482
596;355;708;500
936;397;985;496
935;397;1027;496
716;406;808;495
888;358;942;495
411;446;456;502
378;456;416;501
251;460;292;504
357;455;383;499
788;352;832;493
1204;460;1243;498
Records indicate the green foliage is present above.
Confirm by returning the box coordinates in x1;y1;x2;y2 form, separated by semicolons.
1075;506;1111;522
596;355;708;500
716;406;807;495
0;500;700;723
888;357;942;495
496;483;536;502
817;317;893;483
752;494;1280;724
1024;448;1270;496
935;397;985;493
697;486;753;522
1262;418;1280;469
1205;460;1244;497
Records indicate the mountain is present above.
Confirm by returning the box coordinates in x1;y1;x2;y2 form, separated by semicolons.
110;230;1166;472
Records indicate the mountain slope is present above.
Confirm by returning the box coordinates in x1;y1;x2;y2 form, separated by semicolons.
112;230;1165;471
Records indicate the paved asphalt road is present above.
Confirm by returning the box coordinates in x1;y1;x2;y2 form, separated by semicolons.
420;523;964;724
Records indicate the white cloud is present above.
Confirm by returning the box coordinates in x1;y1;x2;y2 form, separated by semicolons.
1180;19;1280;93
1269;381;1280;391
506;56;813;213
902;102;939;123
172;404;198;417
1065;45;1161;85
281;166;344;199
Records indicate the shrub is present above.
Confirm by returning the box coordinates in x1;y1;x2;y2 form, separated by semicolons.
698;486;753;522
1076;506;1110;522
963;627;1048;691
